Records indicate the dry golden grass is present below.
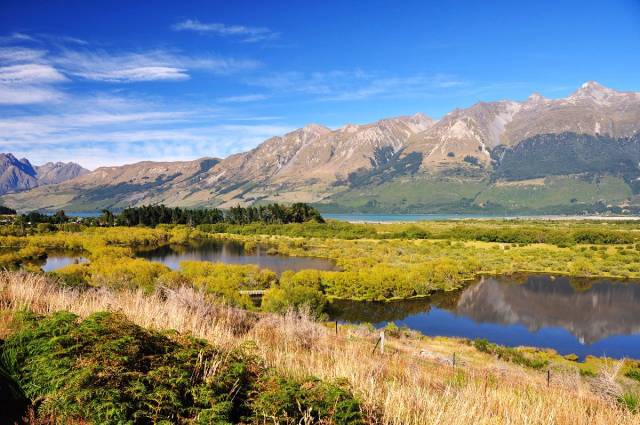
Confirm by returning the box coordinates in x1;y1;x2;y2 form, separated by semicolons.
0;271;636;425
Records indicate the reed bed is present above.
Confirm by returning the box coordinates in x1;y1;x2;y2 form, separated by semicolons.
0;271;635;425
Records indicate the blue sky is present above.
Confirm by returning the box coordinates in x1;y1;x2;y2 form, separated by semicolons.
1;0;639;169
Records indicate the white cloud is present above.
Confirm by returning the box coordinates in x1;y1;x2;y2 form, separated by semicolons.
172;19;279;42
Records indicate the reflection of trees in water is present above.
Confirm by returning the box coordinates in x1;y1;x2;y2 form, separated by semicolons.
456;275;640;344
136;240;244;257
135;240;338;274
328;289;464;323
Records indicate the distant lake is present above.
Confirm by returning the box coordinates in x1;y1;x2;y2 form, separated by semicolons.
66;211;103;218
330;274;640;359
136;239;339;275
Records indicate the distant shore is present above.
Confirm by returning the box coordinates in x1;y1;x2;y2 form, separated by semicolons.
323;213;640;224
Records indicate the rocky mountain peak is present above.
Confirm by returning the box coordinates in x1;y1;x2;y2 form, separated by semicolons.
0;153;36;176
339;123;360;133
35;161;89;185
300;123;331;136
568;81;619;105
526;92;547;103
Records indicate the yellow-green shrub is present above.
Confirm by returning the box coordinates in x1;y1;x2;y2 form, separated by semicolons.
180;261;276;308
88;258;172;293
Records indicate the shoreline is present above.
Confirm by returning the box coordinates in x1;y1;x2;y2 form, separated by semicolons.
325;214;640;224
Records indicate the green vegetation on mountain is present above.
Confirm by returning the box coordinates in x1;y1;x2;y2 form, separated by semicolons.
475;175;632;210
324;177;489;213
492;133;640;184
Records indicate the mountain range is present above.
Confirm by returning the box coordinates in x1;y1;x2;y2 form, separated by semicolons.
3;81;640;214
0;154;88;197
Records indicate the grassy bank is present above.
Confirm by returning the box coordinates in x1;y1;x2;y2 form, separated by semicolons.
1;271;638;424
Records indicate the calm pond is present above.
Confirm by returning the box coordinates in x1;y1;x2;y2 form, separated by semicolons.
135;239;339;275
330;274;640;359
41;254;87;272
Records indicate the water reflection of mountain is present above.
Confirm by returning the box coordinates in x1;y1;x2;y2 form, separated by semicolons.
456;276;640;344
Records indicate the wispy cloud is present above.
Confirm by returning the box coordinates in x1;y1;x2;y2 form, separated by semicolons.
0;46;48;63
51;49;259;82
218;94;267;103
0;32;262;102
0;85;65;105
0;47;68;104
0;32;36;44
0;63;67;84
249;70;467;101
172;19;279;43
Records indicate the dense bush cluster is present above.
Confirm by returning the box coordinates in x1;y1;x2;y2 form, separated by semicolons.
198;221;430;240
180;261;277;308
0;311;364;424
440;225;636;246
262;270;328;316
199;220;639;247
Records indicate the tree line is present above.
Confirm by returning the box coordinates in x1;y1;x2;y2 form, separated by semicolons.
16;203;325;227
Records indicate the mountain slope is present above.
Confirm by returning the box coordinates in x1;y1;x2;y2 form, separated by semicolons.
2;82;640;214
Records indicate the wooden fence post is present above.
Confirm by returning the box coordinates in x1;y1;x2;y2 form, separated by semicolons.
453;352;456;368
547;370;551;387
372;336;380;354
379;330;385;354
335;320;338;335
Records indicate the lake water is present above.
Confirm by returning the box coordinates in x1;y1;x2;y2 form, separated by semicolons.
329;274;640;359
136;239;339;275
